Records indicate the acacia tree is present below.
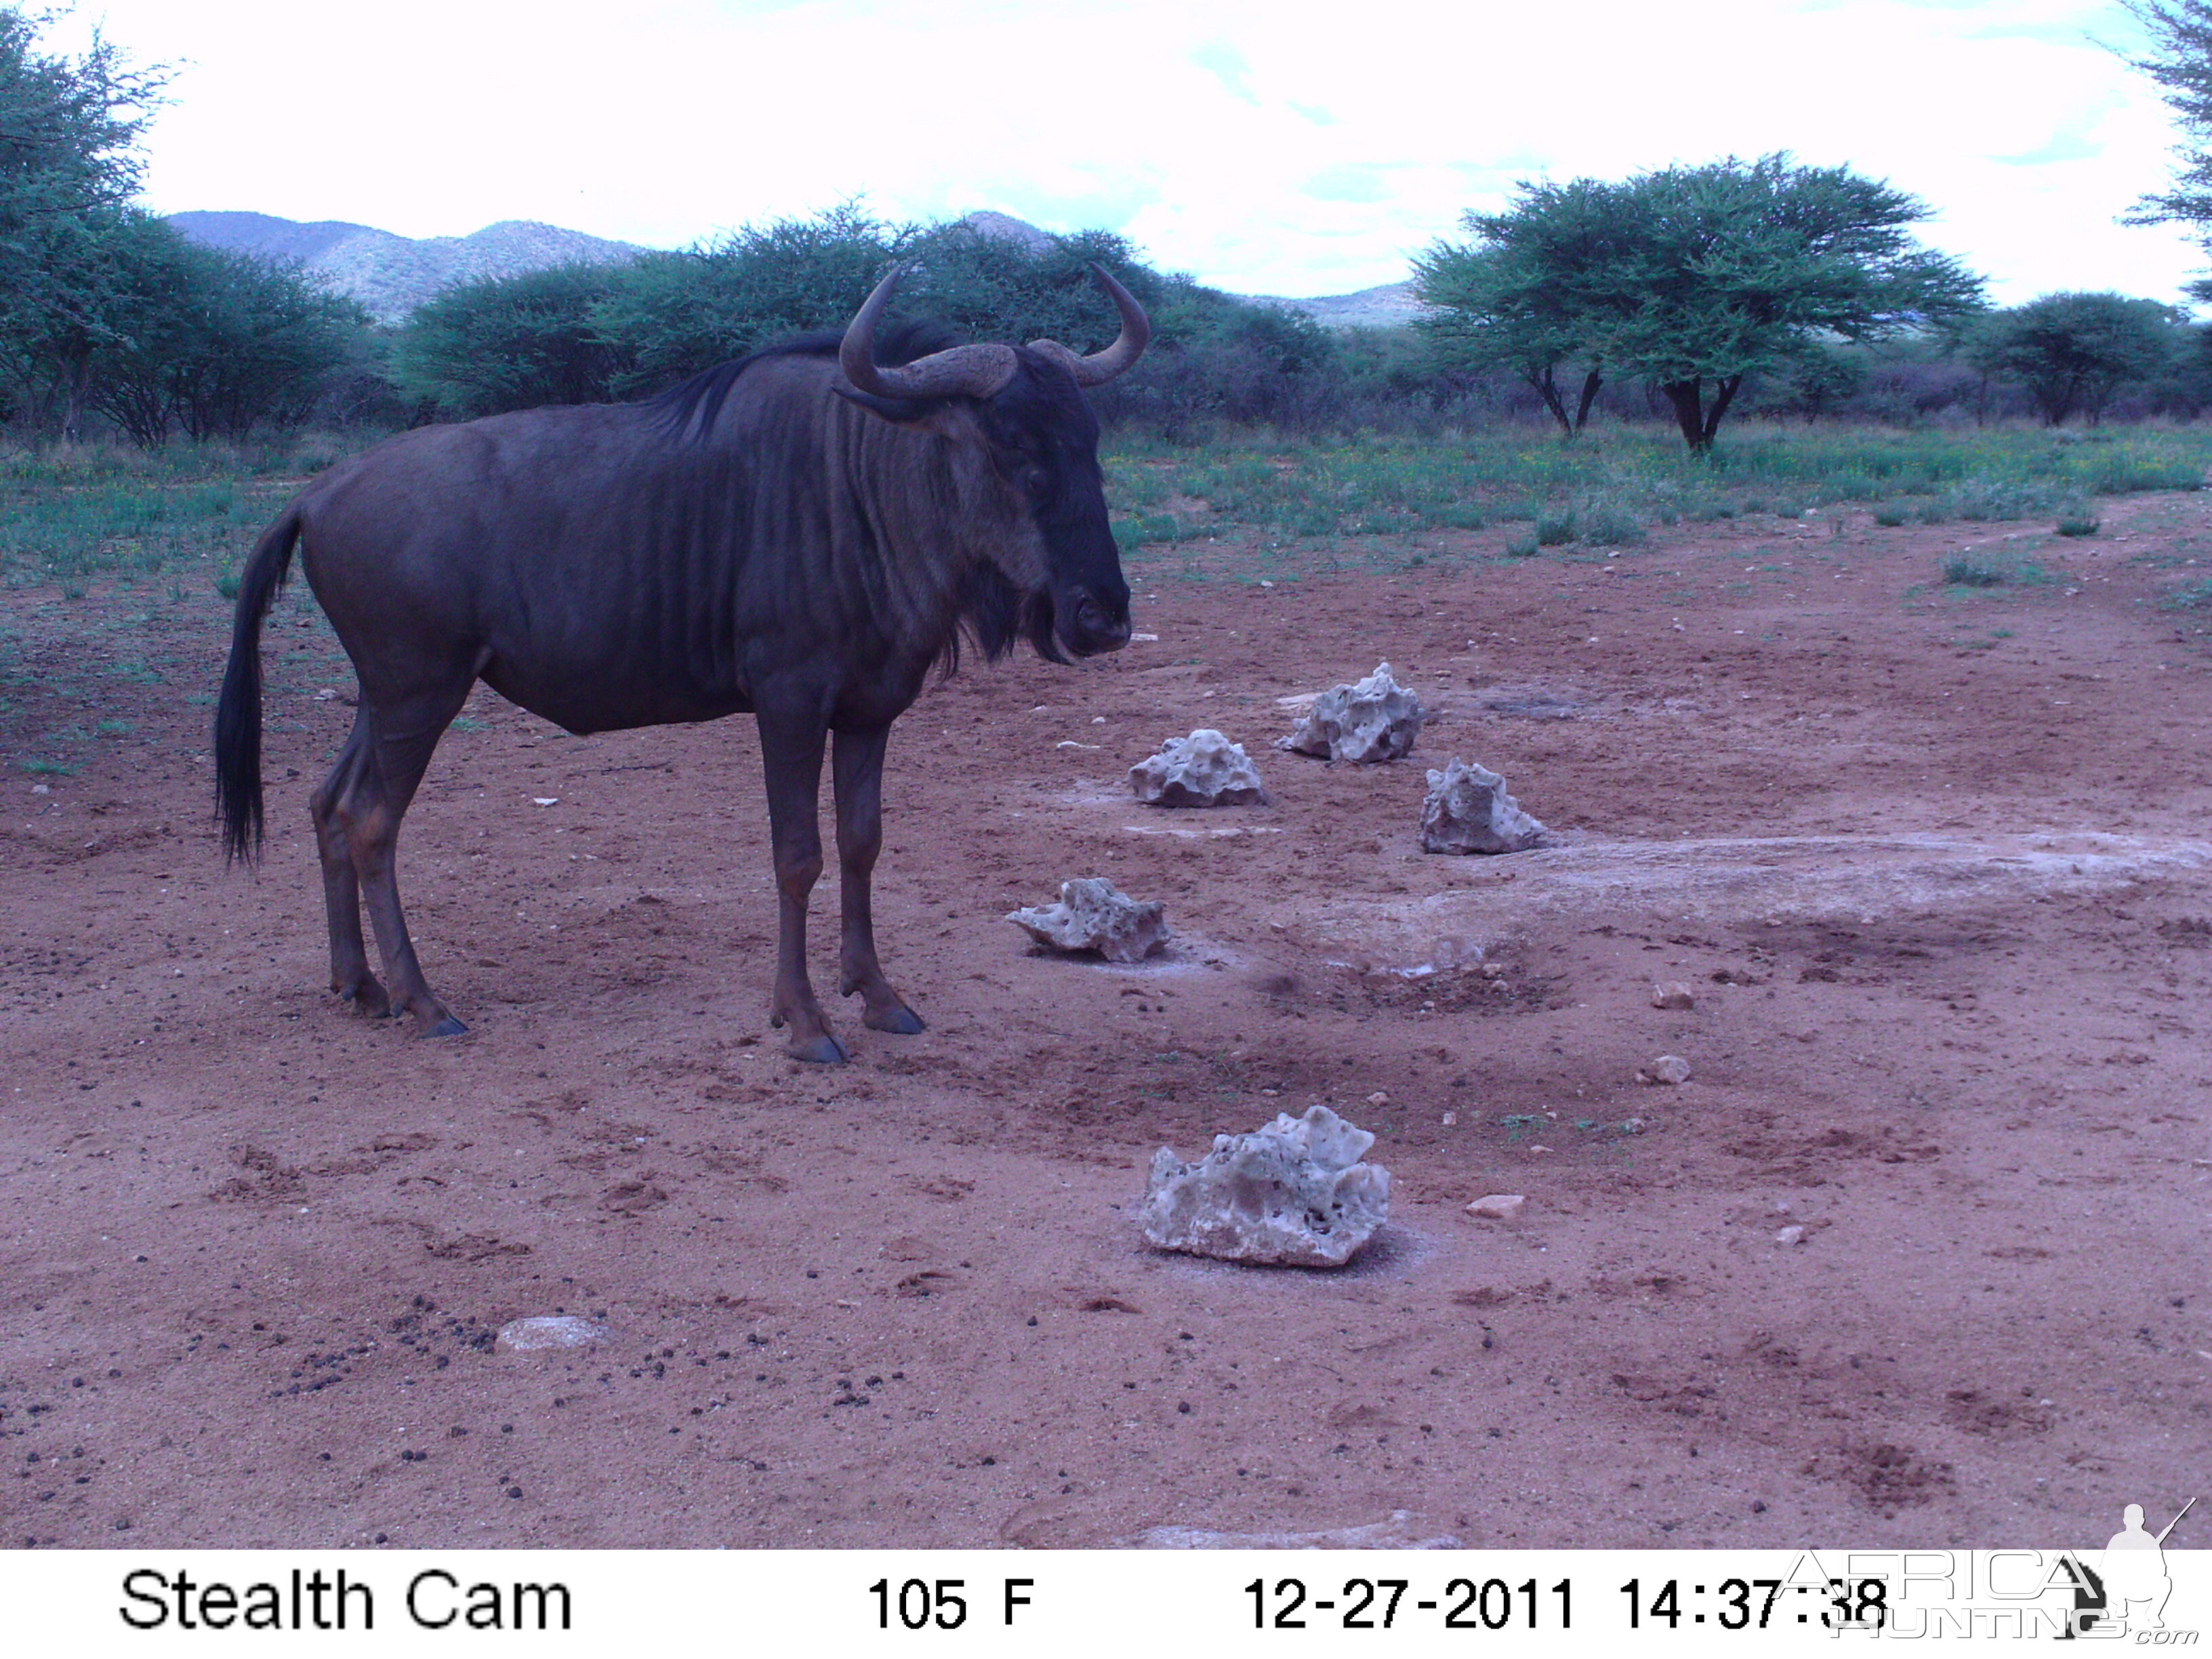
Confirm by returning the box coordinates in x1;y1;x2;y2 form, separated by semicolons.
1965;292;2183;425
586;201;912;394
395;262;637;417
0;9;167;436
2119;0;2212;288
1414;177;1617;436
1418;155;1985;451
89;223;367;442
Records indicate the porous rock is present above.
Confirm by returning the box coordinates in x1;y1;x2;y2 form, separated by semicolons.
1419;758;1547;855
1137;1105;1389;1267
1637;1054;1693;1086
1280;662;1425;762
1007;877;1168;963
497;1315;607;1351
1129;728;1268;806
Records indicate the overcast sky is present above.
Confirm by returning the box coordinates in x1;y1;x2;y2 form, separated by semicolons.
40;0;2212;305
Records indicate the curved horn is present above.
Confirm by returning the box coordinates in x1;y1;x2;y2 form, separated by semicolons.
1027;263;1151;388
839;264;1018;401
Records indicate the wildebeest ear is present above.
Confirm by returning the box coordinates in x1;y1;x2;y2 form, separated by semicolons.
833;385;937;424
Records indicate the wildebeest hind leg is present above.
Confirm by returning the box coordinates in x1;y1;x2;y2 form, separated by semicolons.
310;712;388;1017
349;689;474;1037
758;710;847;1063
831;726;923;1034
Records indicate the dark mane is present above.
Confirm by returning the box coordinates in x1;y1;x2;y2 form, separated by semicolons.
939;563;1057;680
650;318;967;440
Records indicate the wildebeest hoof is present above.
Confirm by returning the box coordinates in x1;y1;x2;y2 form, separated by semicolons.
865;1005;926;1035
426;1015;469;1038
788;1032;851;1064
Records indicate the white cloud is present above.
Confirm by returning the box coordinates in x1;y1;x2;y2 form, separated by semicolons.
39;0;2210;303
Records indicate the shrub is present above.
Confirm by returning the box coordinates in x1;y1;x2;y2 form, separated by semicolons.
1943;478;2064;521
1570;489;1645;546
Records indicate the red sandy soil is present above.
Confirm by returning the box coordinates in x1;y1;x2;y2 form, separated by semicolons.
3;491;2208;1551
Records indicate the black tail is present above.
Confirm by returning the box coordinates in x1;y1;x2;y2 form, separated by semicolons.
214;506;304;863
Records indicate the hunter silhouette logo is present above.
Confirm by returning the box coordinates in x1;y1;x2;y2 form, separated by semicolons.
2062;1498;2196;1639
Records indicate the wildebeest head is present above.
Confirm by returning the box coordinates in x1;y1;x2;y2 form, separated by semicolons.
838;263;1147;662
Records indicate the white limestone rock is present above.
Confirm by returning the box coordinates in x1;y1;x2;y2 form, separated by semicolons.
1007;877;1168;963
496;1315;608;1351
1134;1511;1463;1550
1419;758;1547;854
1280;662;1425;762
1129;728;1269;806
1137;1105;1390;1267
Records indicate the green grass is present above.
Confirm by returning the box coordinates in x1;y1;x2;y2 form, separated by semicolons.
5;424;2208;594
0;434;345;590
2164;576;2212;611
1104;422;2212;562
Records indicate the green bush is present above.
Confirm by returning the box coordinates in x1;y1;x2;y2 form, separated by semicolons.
1943;478;2064;521
396;262;637;417
1570;489;1645;545
1943;556;2006;586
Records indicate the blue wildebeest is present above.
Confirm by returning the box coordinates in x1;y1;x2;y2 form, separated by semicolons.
215;265;1147;1061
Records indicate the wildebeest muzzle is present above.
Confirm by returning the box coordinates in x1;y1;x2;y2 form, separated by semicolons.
1059;583;1132;657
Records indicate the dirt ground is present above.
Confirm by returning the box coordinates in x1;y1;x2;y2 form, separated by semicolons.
3;489;2209;1551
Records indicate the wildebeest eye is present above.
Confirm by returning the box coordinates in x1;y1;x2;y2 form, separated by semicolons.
994;446;1050;499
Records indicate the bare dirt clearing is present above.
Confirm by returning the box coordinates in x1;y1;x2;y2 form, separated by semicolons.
3;496;2208;1549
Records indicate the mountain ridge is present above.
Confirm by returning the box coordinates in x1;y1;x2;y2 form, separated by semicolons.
165;209;1425;329
165;211;645;324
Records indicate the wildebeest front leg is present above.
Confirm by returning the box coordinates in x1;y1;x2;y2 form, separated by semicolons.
832;725;924;1035
758;711;848;1063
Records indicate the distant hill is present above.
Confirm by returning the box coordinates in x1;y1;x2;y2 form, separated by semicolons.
1241;280;1430;331
165;208;1425;329
165;211;646;324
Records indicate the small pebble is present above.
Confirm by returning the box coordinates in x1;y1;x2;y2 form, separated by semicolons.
1638;1054;1692;1086
1651;982;1696;1010
1464;1193;1525;1221
1775;1225;1807;1246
